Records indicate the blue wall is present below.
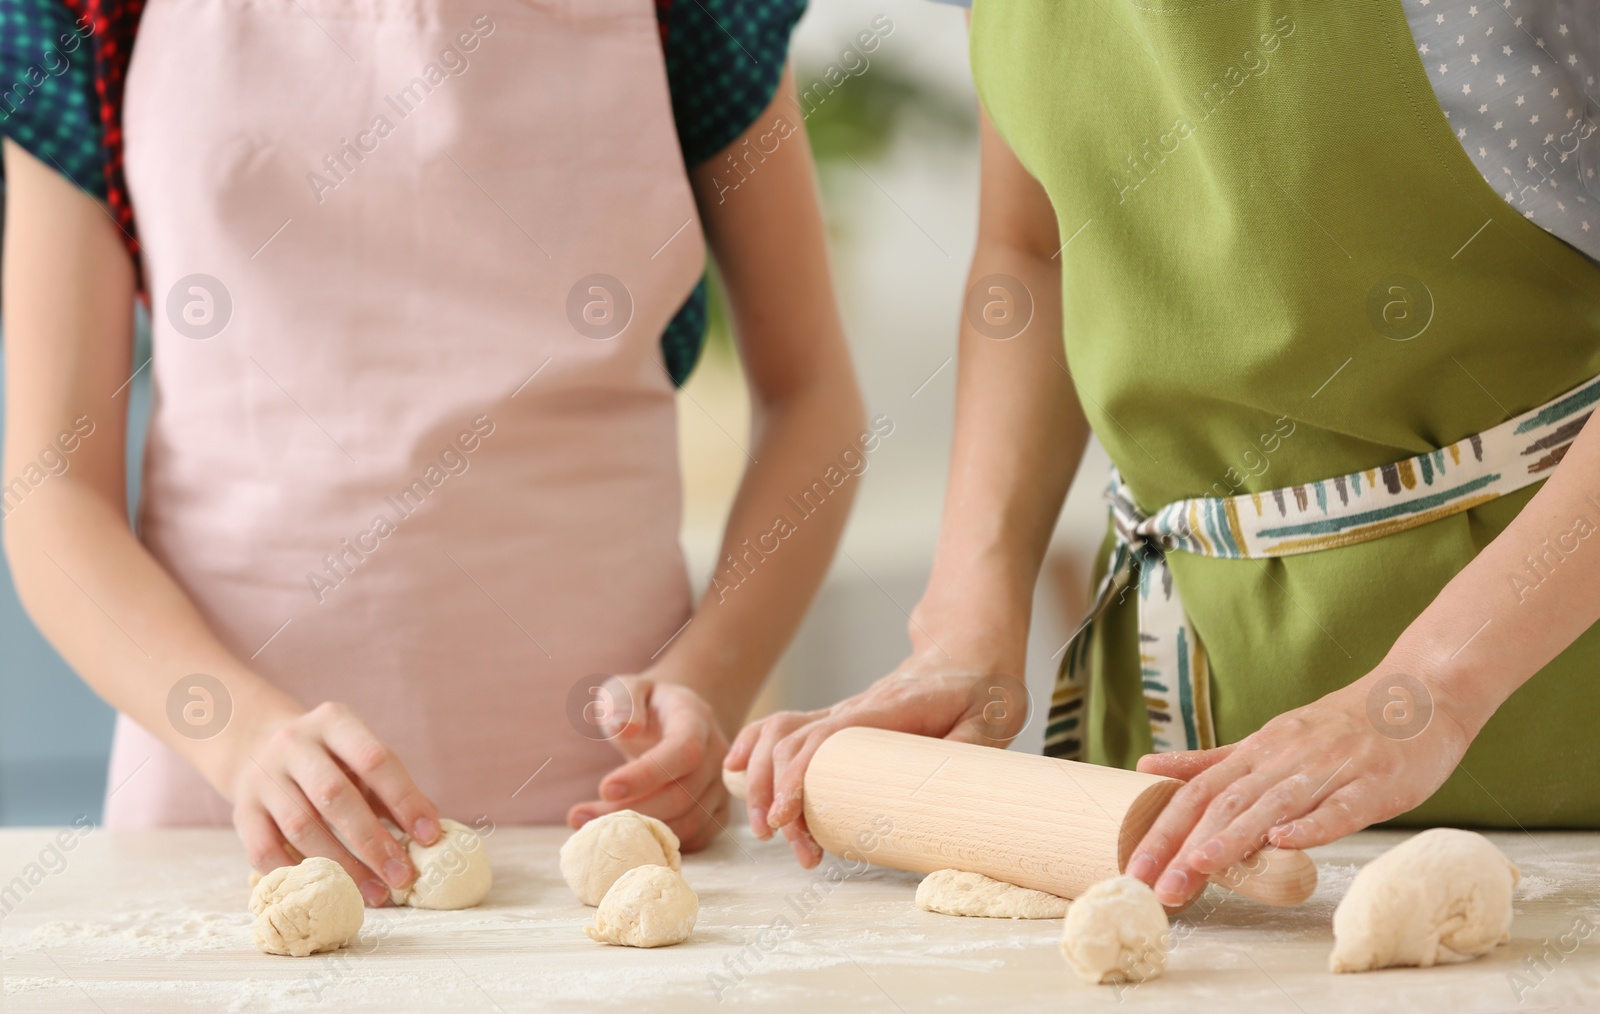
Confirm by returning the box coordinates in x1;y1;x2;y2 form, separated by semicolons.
0;307;149;825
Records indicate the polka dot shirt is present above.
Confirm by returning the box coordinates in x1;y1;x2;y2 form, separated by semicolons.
934;0;1600;265
1403;0;1600;263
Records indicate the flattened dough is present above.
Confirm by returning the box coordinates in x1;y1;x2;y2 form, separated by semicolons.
915;869;1069;919
1330;827;1519;973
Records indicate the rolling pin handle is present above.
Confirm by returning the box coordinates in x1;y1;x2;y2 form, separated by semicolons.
1206;846;1318;907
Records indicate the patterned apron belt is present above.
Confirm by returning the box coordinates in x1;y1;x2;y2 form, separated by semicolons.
1045;371;1600;761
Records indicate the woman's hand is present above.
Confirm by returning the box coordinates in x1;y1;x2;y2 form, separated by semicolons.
1123;381;1600;908
227;701;442;907
1126;669;1474;906
567;675;730;852
724;635;1028;868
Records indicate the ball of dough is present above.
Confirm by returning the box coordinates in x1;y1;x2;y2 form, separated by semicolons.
584;864;698;948
1330;827;1519;973
560;809;681;906
916;869;1069;919
390;818;493;910
1060;876;1169;985
249;856;365;957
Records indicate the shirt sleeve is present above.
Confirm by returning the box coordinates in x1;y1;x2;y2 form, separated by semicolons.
0;0;105;195
656;0;806;385
661;0;808;169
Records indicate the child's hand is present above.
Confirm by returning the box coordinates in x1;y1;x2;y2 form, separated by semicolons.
567;675;730;852
723;641;1029;868
1126;671;1474;906
228;701;442;907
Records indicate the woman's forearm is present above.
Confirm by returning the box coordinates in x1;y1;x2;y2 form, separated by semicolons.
1388;412;1600;737
914;113;1090;665
917;247;1085;654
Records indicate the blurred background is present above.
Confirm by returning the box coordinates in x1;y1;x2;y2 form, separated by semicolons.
0;0;1110;825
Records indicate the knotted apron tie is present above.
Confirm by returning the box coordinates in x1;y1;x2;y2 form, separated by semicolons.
1045;371;1600;761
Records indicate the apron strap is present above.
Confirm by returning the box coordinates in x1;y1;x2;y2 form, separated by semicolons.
1046;370;1600;761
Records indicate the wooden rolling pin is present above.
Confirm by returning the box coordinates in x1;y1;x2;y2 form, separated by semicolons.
722;727;1316;907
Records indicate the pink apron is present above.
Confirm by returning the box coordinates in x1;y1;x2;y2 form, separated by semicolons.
108;0;703;826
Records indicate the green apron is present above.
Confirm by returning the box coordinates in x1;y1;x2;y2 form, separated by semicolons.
970;0;1600;827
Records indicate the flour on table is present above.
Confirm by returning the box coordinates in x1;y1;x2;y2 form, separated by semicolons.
1515;874;1562;901
915;869;1068;919
7;908;246;958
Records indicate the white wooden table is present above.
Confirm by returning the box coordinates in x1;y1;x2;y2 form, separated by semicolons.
1;825;1596;1012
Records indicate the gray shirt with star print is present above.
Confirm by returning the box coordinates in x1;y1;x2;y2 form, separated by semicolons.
932;0;1600;263
1406;0;1599;262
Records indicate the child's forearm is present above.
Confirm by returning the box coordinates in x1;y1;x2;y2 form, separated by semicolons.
1;139;302;794
1388;410;1600;738
656;69;866;734
653;375;865;734
6;486;303;788
10;481;449;893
